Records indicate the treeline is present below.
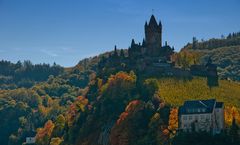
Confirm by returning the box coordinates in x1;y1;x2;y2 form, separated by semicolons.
0;73;83;144
0;60;64;89
184;32;240;50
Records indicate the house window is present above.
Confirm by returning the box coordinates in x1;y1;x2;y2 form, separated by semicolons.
195;116;199;120
206;115;210;120
201;115;204;120
184;124;187;128
189;116;192;120
183;116;187;120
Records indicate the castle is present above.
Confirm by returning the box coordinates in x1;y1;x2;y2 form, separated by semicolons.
128;15;174;60
105;15;218;85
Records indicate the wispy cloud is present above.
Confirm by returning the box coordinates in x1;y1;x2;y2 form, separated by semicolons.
40;49;59;57
60;47;74;52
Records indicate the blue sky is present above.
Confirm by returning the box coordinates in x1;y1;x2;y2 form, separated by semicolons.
0;0;239;67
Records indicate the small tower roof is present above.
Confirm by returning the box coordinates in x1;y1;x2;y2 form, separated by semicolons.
145;21;148;26
149;15;158;27
131;39;136;47
159;21;162;27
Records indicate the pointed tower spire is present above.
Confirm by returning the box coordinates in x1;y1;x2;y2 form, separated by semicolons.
165;41;168;46
149;15;158;27
114;45;118;56
145;21;148;30
120;49;124;57
159;21;162;27
142;39;146;47
131;39;135;47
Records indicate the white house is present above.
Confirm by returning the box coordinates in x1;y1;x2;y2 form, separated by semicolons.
25;137;36;144
179;99;224;135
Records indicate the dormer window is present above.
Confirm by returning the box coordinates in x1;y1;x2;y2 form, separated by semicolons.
188;109;194;113
198;109;201;112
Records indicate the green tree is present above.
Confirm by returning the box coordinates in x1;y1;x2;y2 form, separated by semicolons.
52;114;66;137
229;117;239;143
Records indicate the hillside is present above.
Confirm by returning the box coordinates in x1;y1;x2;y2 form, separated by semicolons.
158;77;240;108
0;17;239;144
181;33;240;81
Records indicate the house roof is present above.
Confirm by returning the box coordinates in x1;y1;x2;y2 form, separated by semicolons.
179;99;220;115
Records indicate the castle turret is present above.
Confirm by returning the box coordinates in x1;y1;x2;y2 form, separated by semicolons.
145;15;162;56
206;58;219;87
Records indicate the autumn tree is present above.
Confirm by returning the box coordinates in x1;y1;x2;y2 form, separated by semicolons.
52;114;66;137
50;137;63;145
168;108;178;136
142;78;159;100
36;120;55;145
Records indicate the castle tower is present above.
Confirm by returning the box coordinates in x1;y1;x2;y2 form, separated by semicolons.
145;15;162;55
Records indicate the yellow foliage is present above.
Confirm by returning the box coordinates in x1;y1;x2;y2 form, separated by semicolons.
224;106;240;126
158;77;240;125
50;137;63;145
158;77;240;108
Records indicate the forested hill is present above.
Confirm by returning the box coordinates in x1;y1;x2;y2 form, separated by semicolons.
182;32;240;50
180;32;240;81
0;60;64;89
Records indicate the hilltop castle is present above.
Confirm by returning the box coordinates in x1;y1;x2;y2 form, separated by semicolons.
128;15;174;59
107;15;218;85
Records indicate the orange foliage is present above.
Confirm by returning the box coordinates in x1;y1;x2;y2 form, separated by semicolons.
162;129;170;136
225;106;240;126
117;100;141;125
66;96;89;125
117;112;129;125
125;100;141;112
38;105;50;117
108;72;135;85
168;108;178;132
104;72;136;92
36;120;55;139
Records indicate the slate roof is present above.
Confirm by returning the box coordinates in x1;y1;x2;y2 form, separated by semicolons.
149;15;158;26
179;99;222;115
